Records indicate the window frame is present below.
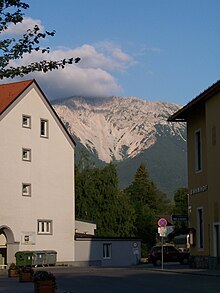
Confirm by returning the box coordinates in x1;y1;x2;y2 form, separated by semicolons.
195;129;202;173
22;115;31;129
103;243;112;259
40;119;49;138
37;220;53;235
22;148;31;162
197;207;204;250
22;183;31;197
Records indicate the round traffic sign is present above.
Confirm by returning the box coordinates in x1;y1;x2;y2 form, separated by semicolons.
132;242;138;248
157;218;167;227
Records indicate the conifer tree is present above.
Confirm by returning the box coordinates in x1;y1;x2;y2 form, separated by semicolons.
125;163;170;251
171;187;189;237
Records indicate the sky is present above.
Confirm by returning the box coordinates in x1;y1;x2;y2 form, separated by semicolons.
2;0;220;105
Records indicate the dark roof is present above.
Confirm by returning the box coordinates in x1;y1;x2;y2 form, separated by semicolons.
168;80;220;122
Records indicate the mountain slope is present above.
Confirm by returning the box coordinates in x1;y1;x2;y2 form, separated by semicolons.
53;96;187;196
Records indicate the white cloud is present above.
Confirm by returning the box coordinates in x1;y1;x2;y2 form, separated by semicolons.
112;48;133;63
40;67;121;99
95;41;135;69
6;43;134;99
1;17;44;35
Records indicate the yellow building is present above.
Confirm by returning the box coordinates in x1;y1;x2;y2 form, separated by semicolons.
169;80;220;269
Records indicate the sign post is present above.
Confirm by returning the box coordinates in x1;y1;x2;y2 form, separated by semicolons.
157;218;167;270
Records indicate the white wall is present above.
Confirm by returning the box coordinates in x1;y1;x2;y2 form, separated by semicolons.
75;220;96;235
75;238;141;266
0;84;75;263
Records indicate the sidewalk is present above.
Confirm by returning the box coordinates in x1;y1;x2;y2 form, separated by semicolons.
136;262;220;277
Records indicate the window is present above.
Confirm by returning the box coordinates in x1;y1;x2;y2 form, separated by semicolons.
22;148;31;161
195;129;202;172
22;183;31;196
40;119;49;138
197;207;204;249
37;220;53;235
103;243;112;259
22;115;31;128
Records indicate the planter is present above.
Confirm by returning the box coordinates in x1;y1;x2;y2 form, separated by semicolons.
8;269;19;278
19;272;33;282
34;280;56;293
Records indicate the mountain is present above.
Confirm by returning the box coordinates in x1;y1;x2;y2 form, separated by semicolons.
52;96;187;197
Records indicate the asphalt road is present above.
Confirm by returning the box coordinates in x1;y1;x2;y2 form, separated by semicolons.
1;265;220;293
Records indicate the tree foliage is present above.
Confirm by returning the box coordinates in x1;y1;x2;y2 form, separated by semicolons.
169;187;189;239
75;162;136;237
124;163;171;251
173;187;188;215
0;0;80;79
75;160;171;255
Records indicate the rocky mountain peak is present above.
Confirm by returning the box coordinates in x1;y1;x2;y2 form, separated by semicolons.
53;96;185;163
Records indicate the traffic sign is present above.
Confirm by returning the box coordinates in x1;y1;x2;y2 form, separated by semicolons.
132;242;138;248
158;227;167;237
171;214;188;222
157;218;167;227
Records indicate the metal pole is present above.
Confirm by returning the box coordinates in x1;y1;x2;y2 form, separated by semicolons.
162;236;164;270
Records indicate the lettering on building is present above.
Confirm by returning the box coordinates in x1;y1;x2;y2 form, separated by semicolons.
190;184;208;195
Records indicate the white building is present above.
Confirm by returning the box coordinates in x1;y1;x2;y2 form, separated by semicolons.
0;79;141;268
0;79;75;265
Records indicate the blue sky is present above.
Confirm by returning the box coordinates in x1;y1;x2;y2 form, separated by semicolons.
4;0;220;104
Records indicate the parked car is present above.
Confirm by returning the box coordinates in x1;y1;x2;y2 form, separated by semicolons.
148;245;189;266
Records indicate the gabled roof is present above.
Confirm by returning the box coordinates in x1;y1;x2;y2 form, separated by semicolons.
0;79;75;146
168;80;220;122
0;80;34;114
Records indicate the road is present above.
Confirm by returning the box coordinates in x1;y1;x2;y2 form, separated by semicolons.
1;264;220;293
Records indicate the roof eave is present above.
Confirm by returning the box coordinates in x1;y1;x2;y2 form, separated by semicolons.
168;79;220;122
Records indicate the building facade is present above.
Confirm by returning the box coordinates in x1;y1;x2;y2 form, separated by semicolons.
169;80;220;268
0;80;75;265
0;79;141;268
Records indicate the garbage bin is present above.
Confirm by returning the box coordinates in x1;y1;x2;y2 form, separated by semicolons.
15;251;33;267
32;251;46;267
44;250;57;266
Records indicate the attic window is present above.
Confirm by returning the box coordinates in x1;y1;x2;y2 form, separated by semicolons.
22;148;31;161
22;115;31;128
40;119;49;138
22;183;31;196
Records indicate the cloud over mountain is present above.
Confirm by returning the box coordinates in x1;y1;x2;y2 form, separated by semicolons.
2;17;135;100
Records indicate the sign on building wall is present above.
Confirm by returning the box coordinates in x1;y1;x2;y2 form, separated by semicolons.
21;232;36;245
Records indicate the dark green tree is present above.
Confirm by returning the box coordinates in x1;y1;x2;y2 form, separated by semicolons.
113;190;136;237
0;0;80;79
127;163;158;210
169;187;189;239
125;163;171;253
75;162;136;237
173;187;188;215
